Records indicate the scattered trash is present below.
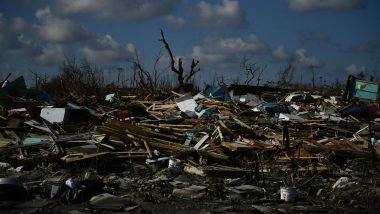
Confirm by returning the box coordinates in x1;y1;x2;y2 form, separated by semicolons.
0;74;379;213
280;186;297;202
0;177;29;201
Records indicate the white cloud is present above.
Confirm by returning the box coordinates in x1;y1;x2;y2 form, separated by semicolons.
345;64;366;75
0;16;27;51
218;34;269;54
162;15;185;28
37;19;90;43
1;6;139;69
97;34;118;49
191;45;227;64
126;43;136;54
189;34;268;68
51;0;178;20
35;44;65;65
82;47;121;63
200;34;269;55
271;45;322;67
293;48;321;67
272;44;289;60
196;0;247;28
288;0;367;12
35;7;90;43
11;17;28;33
36;6;52;21
81;34;135;63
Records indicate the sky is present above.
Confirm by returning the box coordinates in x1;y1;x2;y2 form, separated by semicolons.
0;0;379;87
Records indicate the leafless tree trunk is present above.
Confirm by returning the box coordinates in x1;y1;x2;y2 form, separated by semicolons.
277;62;294;88
159;29;200;88
29;69;48;89
310;65;316;91
117;67;123;87
153;50;166;89
240;57;267;86
128;52;155;92
56;57;105;100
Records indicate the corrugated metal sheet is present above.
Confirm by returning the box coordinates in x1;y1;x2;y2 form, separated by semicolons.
354;81;379;101
344;75;380;102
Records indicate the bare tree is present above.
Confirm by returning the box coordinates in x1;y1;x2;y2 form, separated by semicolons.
129;52;154;91
117;67;124;87
128;44;176;92
55;57;105;100
152;50;169;89
310;65;316;91
370;64;379;81
159;29;200;88
239;57;267;86
29;69;48;89
356;70;365;80
217;76;226;86
277;62;295;88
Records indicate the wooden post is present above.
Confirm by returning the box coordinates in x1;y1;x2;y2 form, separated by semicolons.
282;121;290;150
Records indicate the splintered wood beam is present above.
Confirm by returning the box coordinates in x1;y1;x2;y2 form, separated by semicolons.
232;116;251;129
144;140;153;159
221;141;254;152
97;124;228;160
137;123;193;133
218;120;232;134
194;134;209;149
62;152;109;163
171;91;183;97
105;119;180;142
217;126;224;142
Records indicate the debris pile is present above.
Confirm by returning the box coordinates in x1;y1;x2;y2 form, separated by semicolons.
0;74;379;213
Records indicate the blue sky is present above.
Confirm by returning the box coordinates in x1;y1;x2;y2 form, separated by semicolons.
0;0;379;87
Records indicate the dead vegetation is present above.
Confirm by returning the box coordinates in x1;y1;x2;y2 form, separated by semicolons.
0;29;378;213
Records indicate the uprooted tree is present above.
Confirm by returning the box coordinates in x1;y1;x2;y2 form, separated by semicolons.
159;29;200;89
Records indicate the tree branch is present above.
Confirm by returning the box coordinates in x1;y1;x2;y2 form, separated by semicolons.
185;59;200;83
160;29;178;74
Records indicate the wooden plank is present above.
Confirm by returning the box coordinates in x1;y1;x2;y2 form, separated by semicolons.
184;165;206;177
171;91;183;97
97;125;228;160
232;116;251;129
144;140;153;159
159;124;194;128
62;152;109;163
221;141;254;152
24;120;59;136
217;126;224;142
218;120;232;134
194;134;209;149
152;104;177;110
